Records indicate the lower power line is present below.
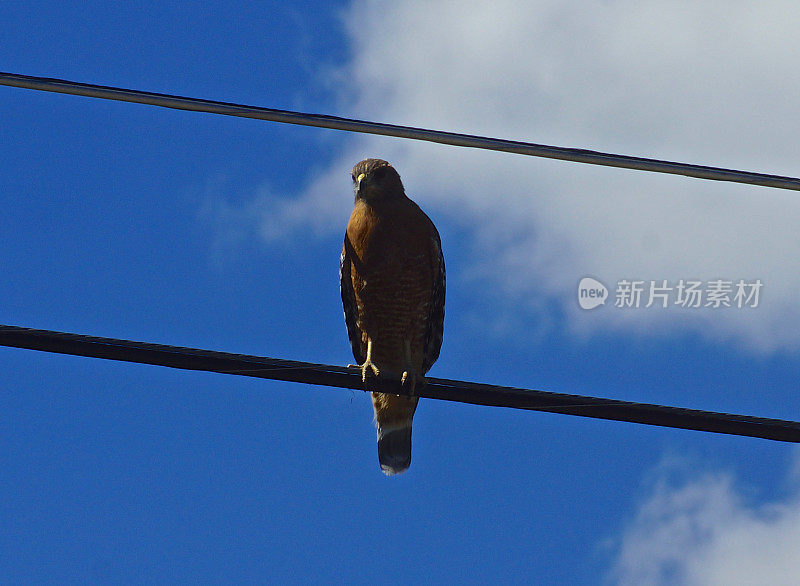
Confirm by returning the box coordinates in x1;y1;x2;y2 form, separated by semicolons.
1;324;798;442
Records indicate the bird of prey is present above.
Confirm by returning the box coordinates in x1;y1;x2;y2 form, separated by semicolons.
340;158;445;475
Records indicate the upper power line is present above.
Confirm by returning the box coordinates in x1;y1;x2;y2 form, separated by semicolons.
2;324;799;443
2;71;799;191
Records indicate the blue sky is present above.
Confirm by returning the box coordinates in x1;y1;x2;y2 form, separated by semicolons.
3;2;800;584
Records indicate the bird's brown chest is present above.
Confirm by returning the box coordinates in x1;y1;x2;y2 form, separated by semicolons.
345;199;433;370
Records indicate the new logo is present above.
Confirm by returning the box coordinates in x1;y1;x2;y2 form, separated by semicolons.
578;277;608;310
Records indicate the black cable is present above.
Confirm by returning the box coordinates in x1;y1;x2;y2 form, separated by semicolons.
2;324;798;442
2;71;799;191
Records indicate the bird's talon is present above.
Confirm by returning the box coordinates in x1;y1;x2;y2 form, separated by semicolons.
366;362;380;380
350;360;380;383
401;370;421;397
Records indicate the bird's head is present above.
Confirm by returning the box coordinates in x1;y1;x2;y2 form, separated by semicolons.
351;158;405;202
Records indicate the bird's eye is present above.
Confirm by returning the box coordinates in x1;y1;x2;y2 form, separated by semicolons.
351;173;356;182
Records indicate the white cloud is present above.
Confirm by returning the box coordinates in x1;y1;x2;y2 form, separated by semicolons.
608;455;800;585
248;0;800;352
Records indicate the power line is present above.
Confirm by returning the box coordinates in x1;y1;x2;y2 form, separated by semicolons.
2;71;799;192
2;324;799;443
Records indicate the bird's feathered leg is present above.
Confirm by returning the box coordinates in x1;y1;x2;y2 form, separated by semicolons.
349;337;380;383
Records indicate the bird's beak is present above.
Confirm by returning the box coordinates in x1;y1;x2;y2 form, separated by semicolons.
355;173;367;197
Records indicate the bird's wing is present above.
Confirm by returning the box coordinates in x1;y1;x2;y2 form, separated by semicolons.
422;227;445;374
340;235;365;365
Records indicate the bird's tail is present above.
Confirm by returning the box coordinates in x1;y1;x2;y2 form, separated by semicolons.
377;423;413;476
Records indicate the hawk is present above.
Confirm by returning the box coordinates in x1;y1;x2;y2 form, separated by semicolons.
340;158;445;475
